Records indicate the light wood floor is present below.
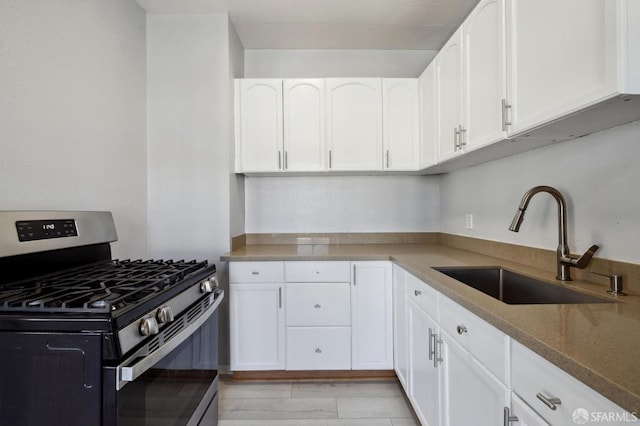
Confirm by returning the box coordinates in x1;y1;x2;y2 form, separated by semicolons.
218;376;420;425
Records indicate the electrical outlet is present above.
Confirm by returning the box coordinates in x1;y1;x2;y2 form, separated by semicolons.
465;213;473;230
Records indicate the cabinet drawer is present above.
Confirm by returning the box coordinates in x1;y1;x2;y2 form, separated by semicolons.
512;340;628;425
285;261;350;282
286;327;351;370
230;262;283;283
286;283;350;326
406;272;438;320
439;295;507;383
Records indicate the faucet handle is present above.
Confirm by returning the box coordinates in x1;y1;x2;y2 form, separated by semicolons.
561;244;600;269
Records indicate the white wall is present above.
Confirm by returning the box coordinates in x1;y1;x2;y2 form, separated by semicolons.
147;14;235;263
440;121;640;264
229;21;246;238
245;176;440;233
244;49;435;78
0;0;147;259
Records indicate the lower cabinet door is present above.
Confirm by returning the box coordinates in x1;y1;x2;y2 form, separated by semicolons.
229;284;285;371
286;327;351;370
440;330;509;426
407;300;440;426
510;393;551;426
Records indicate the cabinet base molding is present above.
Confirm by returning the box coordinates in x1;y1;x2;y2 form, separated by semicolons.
231;370;397;381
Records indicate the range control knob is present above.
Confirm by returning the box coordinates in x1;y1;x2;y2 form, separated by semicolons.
140;317;159;336
200;277;218;293
156;306;174;324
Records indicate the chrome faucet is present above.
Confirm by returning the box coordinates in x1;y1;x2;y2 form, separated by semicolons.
508;185;599;281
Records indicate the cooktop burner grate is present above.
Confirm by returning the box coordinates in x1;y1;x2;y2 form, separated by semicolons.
0;259;208;314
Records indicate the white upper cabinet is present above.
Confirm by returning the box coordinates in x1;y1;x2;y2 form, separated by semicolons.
419;64;438;169
283;79;326;172
504;0;640;137
435;0;506;163
436;28;465;163
326;78;383;171
238;79;283;172
383;79;420;171
464;0;506;151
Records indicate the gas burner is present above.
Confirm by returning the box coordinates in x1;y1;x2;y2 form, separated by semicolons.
0;259;209;315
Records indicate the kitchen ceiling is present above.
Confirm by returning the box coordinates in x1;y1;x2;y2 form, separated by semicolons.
136;0;479;50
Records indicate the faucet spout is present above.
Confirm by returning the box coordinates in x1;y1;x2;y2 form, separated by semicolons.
508;186;598;281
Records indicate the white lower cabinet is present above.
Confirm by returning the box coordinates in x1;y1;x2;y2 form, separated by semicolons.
511;340;632;425
404;269;508;426
509;392;550;426
408;299;441;426
392;265;409;388
440;330;509;426
286;327;351;370
351;261;393;370
229;283;285;371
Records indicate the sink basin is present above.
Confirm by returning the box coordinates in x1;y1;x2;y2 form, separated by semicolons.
434;266;612;305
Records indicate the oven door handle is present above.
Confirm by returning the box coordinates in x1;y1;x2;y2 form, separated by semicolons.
116;291;224;390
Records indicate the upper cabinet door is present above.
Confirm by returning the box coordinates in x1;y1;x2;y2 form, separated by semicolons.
239;79;283;172
436;28;465;163
464;0;506;151
505;0;619;136
419;64;438;169
383;79;420;171
283;79;326;172
326;79;383;171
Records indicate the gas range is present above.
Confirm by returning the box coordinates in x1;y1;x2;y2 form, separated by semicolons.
0;211;223;426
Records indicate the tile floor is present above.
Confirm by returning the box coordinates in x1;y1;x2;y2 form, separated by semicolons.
218;377;420;425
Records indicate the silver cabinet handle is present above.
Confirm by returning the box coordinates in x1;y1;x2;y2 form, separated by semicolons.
353;264;357;285
278;287;282;308
386;150;390;168
502;99;512;131
459;125;466;148
329;150;332;169
456;325;467;335
284;150;288;170
536;393;561;410
428;328;435;361
428;329;443;368
414;289;421;296
454;127;460;151
503;407;519;426
278;151;282;169
433;333;443;368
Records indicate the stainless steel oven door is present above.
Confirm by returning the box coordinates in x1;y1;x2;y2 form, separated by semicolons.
103;290;223;426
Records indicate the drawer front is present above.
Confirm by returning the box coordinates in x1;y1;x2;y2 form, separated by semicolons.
286;327;351;370
439;295;507;383
512;340;628;425
406;272;439;320
230;262;283;283
285;261;351;282
286;283;351;326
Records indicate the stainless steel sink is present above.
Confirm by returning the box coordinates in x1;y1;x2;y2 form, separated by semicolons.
434;266;613;305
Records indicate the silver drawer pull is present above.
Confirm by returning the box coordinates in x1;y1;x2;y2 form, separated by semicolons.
503;407;519;426
456;325;468;335
414;290;422;296
314;304;321;309
536;393;561;410
315;348;322;354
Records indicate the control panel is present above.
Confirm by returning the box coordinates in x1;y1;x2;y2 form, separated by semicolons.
15;219;78;242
